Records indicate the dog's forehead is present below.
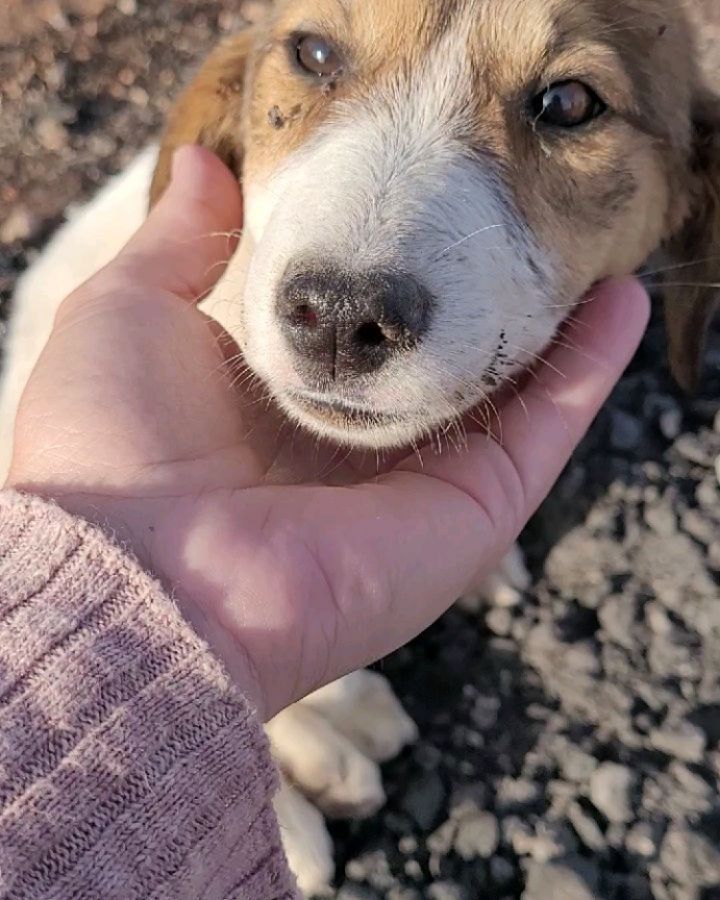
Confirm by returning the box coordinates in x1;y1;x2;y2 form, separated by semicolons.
268;0;691;113
273;0;672;59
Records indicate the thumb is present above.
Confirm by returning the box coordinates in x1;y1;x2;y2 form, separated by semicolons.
113;144;244;303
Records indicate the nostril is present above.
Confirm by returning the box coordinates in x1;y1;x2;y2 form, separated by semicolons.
288;303;319;329
354;321;386;347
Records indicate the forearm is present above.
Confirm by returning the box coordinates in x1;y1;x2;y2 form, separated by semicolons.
0;490;298;900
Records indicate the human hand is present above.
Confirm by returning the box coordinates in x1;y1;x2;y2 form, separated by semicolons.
6;146;650;719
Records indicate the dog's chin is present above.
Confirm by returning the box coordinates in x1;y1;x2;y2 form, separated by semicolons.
275;389;439;450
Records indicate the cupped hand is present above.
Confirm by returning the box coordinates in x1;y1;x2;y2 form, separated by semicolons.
6;146;650;719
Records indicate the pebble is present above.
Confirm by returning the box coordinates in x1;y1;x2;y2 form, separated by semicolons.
650;721;706;763
522;859;599;900
427;882;467;900
567;800;607;852
644;504;677;537
495;777;542;812
660;828;720;887
403;859;423;880
486;607;513;636
0;205;39;244
707;541;720;571
453;810;499;860
599;596;637;649
674;434;712;467
625;822;660;858
398;835;418;855
696;478;719;509
470;695;501;731
34;116;69;151
646;602;673;635
659;408;683;441
680;509;715;545
559;745;598;783
345;851;396;891
589;762;637;824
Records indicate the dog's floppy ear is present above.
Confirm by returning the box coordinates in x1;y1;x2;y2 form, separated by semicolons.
149;28;256;207
662;96;720;392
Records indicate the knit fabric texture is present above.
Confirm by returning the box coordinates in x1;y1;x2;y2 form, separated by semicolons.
0;490;299;900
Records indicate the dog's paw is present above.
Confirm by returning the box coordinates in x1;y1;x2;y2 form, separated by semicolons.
457;541;530;612
302;669;419;762
266;700;386;819
274;775;334;898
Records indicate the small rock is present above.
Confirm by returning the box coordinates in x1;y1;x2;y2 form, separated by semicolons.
399;835;418;855
681;508;716;545
128;85;149;107
545;531;625;604
470;695;501;731
645;602;672;635
589;762;637;824
117;0;137;13
660;828;720;887
453;810;499;860
404;859;423;881
644;504;677;537
707;541;720;572
626;822;660;858
650;721;706;763
504;816;533;850
495;777;542;812
610;409;644;451
599;596;637;649
427;881;467;900
674;434;712;467
486;607;513;636
0;205;39;244
522;859;599;900
427;818;457;856
696;478;719;509
567;801;607;852
659;408;683;440
34;116;68;151
400;772;446;831
388;891;421;900
560;746;598;783
88;133;117;157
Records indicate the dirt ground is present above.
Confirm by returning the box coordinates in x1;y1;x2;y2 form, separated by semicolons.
1;3;720;898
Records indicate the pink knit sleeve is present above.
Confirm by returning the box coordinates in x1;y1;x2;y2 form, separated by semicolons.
0;490;300;900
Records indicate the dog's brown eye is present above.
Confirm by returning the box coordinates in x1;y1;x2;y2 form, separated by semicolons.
533;81;606;128
296;34;343;78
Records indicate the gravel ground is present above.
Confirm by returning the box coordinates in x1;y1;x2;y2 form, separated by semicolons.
1;3;720;898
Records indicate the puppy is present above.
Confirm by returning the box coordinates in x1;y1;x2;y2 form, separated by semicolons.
1;0;718;893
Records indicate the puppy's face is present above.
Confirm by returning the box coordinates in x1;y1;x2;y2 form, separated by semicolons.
152;0;717;449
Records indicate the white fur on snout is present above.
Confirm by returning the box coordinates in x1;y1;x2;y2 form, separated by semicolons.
231;39;566;449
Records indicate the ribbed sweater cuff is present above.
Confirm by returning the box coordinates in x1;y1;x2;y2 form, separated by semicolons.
0;490;298;899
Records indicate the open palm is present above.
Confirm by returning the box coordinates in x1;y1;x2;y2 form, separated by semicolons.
7;147;650;719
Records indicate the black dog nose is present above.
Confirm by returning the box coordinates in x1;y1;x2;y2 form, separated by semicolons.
277;265;433;380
